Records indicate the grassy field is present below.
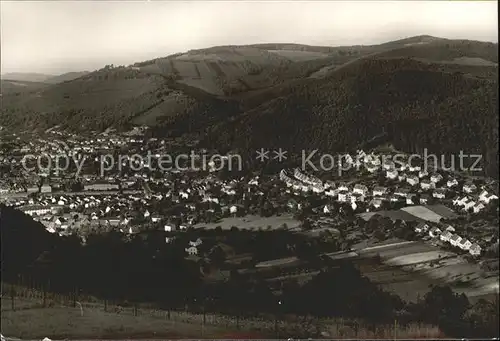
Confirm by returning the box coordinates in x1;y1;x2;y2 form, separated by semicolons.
0;298;267;339
354;241;499;302
192;214;301;231
0;296;445;340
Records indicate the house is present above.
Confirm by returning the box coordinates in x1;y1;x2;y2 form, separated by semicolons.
40;184;52;193
189;238;203;247
453;196;469;207
337;182;349;192
445;225;455;232
19;205;51;216
370;198;383;209
386;169;398;180
440;231;453;242
373;186;387;197
185;246;198;255
447;178;458;188
382;160;395;170
83;182;120;191
151;215;162;223
353;184;369;196
430;174;444;183
463;200;476;212
463;182;477;194
429;227;442;238
479;190;499;204
473;202;485;213
450;234;463;247
414;222;430;233
394;188;410;198
323;205;331;214
458;239;472;251
144;210;150;218
433;189;446;199
365;163;379;173
406;193;417;205
418;170;429;178
338;192;350;202
420;179;435;190
469;243;482;256
406;175;419;186
409;165;421;172
420;194;430;204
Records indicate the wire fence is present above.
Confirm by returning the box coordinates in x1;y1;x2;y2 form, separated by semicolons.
1;283;445;339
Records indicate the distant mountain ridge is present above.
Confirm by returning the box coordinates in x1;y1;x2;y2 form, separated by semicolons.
1;71;90;84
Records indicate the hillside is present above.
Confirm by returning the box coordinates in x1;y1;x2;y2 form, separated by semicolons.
1;73;53;83
202;57;498;176
0;36;498;175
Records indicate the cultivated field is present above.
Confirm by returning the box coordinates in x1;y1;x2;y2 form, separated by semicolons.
192;214;301;231
355;241;499;302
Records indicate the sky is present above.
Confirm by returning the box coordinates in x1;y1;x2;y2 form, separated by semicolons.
1;0;498;75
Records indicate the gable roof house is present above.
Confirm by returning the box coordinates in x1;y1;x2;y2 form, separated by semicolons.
447;178;458;188
406;175;419;186
353;184;369;196
463;182;477;194
458;238;472;251
469;243;482;256
440;230;453;242
430;173;444;183
373;186;387;196
433;188;447;199
429;226;442;238
386;169;398;179
450;234;463;247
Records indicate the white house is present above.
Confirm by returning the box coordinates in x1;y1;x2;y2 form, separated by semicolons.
463;200;476;212
433;189;446;199
414;222;430;233
453;196;469;207
394;188;410;198
440;231;453;242
323;205;331;214
430;174;444;183
373;186;387;197
420;195;430;204
429;227;442;238
365;163;379;173
144;210;151;218
406;194;417;205
185;246;198;255
229;205;238;215
189;238;203;247
420;179;435;190
450;234;463;247
386;169;398;180
383;160;395;170
445;225;456;232
353;184;369;196
338;192;350;202
473;203;486;213
447;178;458;188
418;170;429;178
469;243;482;256
458;239;472;251
406;175;419;186
409;165;421;172
370;198;383;209
479;190;499;204
463;182;477;194
337;183;349;192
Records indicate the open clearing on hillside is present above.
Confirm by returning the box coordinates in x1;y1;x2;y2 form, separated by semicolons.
192;214;301;231
267;50;328;61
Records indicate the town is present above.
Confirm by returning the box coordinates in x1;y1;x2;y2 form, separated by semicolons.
1;126;499;305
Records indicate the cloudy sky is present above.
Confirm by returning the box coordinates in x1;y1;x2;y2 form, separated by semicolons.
1;1;497;75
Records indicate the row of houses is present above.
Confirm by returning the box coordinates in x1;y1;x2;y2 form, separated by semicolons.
417;224;482;256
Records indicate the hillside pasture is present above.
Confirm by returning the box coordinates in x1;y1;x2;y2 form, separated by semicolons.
267;49;329;61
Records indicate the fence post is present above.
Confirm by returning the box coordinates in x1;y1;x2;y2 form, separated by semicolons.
10;284;15;311
42;283;47;308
